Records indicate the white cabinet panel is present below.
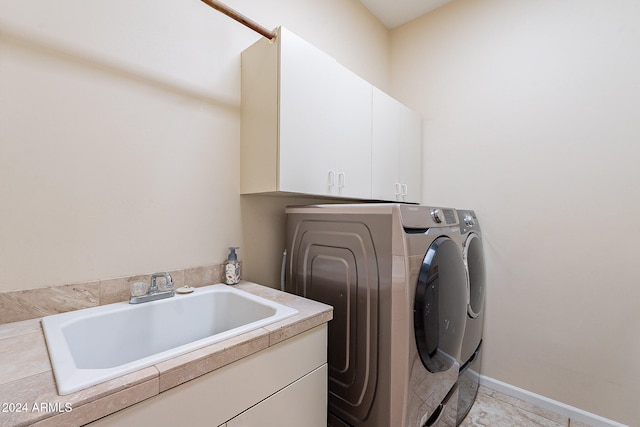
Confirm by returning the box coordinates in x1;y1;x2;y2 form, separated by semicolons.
372;88;401;201
242;27;371;199
279;29;372;198
228;364;327;427
399;105;422;204
371;88;422;203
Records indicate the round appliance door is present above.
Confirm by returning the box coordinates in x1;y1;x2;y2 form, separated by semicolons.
414;236;468;373
463;232;486;318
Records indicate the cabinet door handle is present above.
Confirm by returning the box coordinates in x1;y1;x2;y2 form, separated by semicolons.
395;183;402;196
328;170;336;187
338;172;345;188
402;184;408;197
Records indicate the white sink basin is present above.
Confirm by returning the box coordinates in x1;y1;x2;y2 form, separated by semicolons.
42;284;298;395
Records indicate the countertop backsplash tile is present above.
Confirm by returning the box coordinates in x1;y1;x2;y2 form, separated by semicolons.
0;283;100;325
0;264;229;325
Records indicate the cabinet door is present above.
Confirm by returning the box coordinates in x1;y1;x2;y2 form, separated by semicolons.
278;29;372;199
371;88;401;201
228;364;328;427
371;89;422;203
399;105;422;204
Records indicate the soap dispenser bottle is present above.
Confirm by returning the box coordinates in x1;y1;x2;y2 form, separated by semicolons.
225;247;241;285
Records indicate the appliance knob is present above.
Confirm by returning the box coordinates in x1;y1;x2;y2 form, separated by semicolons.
464;214;475;227
431;208;443;223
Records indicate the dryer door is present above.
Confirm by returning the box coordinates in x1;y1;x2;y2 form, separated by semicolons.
414;236;467;373
464;232;485;318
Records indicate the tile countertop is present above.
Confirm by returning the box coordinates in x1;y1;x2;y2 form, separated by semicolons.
0;281;333;427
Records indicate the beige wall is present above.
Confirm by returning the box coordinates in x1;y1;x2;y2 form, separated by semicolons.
391;0;639;424
0;0;389;290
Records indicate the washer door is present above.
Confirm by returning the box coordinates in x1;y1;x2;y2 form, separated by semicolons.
414;236;467;373
463;232;485;318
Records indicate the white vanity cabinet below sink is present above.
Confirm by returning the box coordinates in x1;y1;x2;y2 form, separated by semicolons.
225;364;327;427
88;324;328;427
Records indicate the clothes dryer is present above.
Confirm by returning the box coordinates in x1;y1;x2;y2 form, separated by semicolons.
285;204;468;427
455;210;486;425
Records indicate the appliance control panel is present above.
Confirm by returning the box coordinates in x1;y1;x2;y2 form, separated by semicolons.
458;210;480;234
431;208;443;223
464;213;475;226
400;205;459;229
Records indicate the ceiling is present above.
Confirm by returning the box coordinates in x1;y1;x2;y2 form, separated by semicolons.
358;0;452;29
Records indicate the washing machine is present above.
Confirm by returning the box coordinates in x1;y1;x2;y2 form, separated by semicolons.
285;204;468;427
455;210;486;425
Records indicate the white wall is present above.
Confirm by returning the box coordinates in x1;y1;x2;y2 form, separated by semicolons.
0;0;389;290
391;0;640;424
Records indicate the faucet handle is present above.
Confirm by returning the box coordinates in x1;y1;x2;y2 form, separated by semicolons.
130;281;149;297
159;273;173;291
151;272;174;292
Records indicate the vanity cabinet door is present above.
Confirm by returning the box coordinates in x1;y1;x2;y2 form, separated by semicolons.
227;364;328;427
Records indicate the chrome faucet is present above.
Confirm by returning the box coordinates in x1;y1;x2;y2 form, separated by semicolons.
129;272;175;304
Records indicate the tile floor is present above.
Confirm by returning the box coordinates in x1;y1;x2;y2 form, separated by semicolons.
460;386;592;427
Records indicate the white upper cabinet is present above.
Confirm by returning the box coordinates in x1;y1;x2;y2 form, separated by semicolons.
372;88;401;201
278;29;372;199
371;88;422;203
241;27;420;203
399;104;422;203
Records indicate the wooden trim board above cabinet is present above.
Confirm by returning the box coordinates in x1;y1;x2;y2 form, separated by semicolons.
241;27;422;204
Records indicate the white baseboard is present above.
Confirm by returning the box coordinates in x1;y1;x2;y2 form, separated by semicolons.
479;375;628;427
